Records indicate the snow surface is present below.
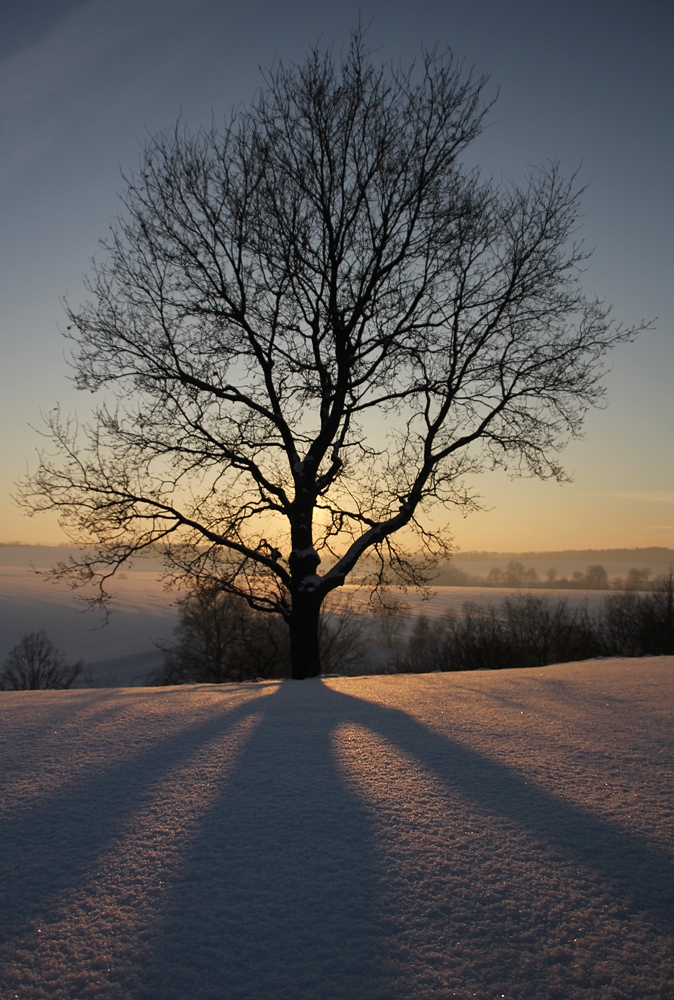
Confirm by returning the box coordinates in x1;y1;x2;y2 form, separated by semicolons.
1;659;673;999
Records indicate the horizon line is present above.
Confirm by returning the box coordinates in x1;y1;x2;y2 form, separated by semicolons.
2;541;673;559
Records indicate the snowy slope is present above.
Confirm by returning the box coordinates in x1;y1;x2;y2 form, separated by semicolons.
0;660;672;999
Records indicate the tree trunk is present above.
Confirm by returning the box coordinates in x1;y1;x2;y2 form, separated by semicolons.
288;591;322;679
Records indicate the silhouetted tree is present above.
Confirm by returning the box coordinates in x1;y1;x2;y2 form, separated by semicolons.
583;564;609;589
602;570;674;655
1;631;83;690
20;31;637;678
155;587;290;683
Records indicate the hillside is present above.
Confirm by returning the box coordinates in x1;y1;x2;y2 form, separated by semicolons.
1;660;672;998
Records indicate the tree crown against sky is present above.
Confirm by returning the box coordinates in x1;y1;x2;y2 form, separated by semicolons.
20;31;637;677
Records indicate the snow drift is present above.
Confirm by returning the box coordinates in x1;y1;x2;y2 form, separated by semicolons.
1;659;672;998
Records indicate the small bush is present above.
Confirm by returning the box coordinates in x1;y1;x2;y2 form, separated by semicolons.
398;595;602;673
601;570;673;655
153;588;290;684
1;631;83;690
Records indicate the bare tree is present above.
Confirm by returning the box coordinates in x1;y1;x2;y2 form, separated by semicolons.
1;631;83;690
20;32;637;678
155;587;290;684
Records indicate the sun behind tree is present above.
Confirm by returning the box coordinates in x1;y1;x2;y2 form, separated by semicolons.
20;30;637;678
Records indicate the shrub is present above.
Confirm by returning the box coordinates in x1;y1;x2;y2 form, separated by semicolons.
398;594;603;673
397;575;674;673
154;588;290;684
1;631;83;690
601;570;673;655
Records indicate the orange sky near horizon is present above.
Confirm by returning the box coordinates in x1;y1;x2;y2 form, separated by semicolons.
5;457;672;553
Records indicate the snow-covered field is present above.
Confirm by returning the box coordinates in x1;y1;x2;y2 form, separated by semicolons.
1;660;672;999
0;551;176;686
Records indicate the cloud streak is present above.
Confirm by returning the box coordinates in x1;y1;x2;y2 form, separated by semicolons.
0;0;209;182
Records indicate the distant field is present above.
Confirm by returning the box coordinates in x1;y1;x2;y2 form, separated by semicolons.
0;549;176;685
1;660;672;998
1;545;670;685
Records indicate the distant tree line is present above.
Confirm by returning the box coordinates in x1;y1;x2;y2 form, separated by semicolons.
397;571;673;672
434;560;661;590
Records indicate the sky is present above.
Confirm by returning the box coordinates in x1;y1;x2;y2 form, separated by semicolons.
0;0;672;552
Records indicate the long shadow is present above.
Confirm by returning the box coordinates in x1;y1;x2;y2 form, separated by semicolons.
0;691;137;780
324;684;674;929
0;692;263;945
137;679;673;999
137;681;397;1000
466;667;668;720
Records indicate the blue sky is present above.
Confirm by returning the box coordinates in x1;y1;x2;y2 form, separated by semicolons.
1;0;672;549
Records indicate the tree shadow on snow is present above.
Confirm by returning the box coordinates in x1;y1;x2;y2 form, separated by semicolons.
136;680;673;1000
2;680;672;999
136;681;394;1000
0;692;263;947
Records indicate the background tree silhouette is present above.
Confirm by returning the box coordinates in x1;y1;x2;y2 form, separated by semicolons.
1;631;83;690
155;588;290;684
20;32;636;678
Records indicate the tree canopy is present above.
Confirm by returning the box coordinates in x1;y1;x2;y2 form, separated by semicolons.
21;32;636;678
